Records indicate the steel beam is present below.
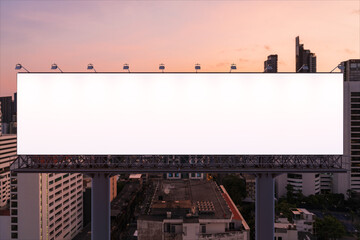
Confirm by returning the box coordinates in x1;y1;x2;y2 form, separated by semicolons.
11;155;346;174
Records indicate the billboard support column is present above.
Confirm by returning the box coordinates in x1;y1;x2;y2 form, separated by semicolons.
255;173;275;240
91;173;110;240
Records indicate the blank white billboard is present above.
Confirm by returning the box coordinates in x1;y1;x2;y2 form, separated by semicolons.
17;73;343;155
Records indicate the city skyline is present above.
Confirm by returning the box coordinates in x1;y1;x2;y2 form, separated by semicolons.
1;0;359;97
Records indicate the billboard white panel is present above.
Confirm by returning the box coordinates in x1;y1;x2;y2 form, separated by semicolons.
17;73;343;155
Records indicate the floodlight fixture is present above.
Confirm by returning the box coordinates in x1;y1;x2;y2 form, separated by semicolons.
297;64;309;72
123;64;130;72
330;64;345;73
15;63;30;73
159;63;165;73
87;64;96;72
51;63;63;73
195;63;201;73
230;63;237;72
264;64;273;73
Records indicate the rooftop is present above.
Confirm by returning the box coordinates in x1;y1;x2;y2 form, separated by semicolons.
146;180;233;220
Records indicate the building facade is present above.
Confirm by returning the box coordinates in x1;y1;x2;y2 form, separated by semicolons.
0;135;17;207
10;173;83;240
295;36;316;73
264;54;278;73
275;173;320;198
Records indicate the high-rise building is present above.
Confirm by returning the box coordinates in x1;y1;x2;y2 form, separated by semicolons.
10;173;83;240
295;36;316;73
264;54;278;73
13;93;17;117
333;60;360;195
0;135;17;207
275;173;320;198
0;102;2;136
341;59;360;82
0;97;12;124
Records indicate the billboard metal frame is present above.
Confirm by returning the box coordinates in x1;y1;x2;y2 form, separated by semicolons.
11;155;345;174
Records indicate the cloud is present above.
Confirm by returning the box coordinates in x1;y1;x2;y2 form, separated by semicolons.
352;9;360;15
238;58;249;63
345;48;355;54
216;62;230;67
264;45;270;51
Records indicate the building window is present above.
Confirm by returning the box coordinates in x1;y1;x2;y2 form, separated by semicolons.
164;223;170;232
201;225;206;233
229;222;235;230
11;233;18;239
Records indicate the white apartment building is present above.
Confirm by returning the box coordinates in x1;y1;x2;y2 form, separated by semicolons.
290;208;315;234
274;222;297;240
10;172;83;240
0;134;17;207
275;173;320;198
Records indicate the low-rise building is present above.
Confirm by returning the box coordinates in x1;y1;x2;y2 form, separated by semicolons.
137;180;250;240
274;221;297;240
290;208;315;234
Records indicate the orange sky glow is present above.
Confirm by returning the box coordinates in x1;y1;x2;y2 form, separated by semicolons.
0;0;359;97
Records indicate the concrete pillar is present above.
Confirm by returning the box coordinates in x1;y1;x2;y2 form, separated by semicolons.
91;173;110;240
255;173;274;240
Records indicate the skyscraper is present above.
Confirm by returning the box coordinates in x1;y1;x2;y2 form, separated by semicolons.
10;173;84;239
333;59;360;195
0;102;2;136
0;135;17;207
264;54;278;73
341;59;360;81
295;36;316;73
0;97;12;124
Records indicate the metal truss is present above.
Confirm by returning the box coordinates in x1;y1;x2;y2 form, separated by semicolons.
11;155;346;174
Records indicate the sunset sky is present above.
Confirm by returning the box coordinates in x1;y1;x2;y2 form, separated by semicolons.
0;0;359;97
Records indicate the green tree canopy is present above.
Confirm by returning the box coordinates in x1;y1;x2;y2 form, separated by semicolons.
315;215;346;240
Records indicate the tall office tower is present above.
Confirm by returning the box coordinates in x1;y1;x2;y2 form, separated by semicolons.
295;36;317;72
0;134;17;207
264;54;278;72
333;59;360;195
0;97;13;135
342;59;360;81
0;102;2;136
276;37;320;198
275;173;321;198
10;173;83;240
13;93;17;117
0;97;12;124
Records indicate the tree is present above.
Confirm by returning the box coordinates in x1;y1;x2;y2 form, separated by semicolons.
220;175;247;204
286;184;295;203
314;215;346;240
275;200;296;222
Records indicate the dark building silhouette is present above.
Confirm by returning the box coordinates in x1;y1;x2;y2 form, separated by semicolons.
0;97;12;123
296;36;316;72
341;59;360;81
13;92;17;114
264;54;278;73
